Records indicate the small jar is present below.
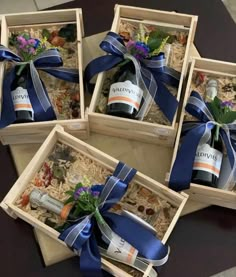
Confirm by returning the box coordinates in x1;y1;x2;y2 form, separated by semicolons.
205;79;218;102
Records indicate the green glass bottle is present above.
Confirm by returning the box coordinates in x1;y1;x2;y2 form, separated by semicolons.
11;65;34;123
106;62;143;119
191;127;223;187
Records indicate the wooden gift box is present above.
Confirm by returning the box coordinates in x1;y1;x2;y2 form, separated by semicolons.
168;57;236;209
0;9;88;145
88;4;198;146
1;125;188;277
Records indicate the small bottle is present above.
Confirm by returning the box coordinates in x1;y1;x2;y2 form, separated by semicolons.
205;79;218;102
29;189;74;220
11;64;34;123
191;127;223;187
106;62;143;119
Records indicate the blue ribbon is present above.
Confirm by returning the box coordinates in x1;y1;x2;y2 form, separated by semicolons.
169;91;236;191
0;45;79;128
59;162;169;275
84;32;180;123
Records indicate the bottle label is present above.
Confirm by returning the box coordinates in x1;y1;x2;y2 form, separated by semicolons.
11;87;33;112
193;144;223;178
108;80;143;111
106;232;138;265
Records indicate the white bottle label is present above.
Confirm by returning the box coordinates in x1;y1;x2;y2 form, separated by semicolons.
193;144;223;178
11;87;33;112
108;80;143;111
106;232;138;265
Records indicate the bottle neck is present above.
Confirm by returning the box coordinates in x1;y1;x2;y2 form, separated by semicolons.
117;61;136;82
210;125;221;148
15;64;29;78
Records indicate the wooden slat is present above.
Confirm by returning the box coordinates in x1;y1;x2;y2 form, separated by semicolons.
117;5;197;27
184;184;236;209
5;9;78;26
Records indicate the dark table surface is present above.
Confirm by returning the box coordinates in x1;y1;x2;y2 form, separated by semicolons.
1;1;236;277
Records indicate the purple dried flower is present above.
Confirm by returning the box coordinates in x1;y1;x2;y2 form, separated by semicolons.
126;40;136;48
221;100;234;109
126;40;150;60
29;47;36;54
28;38;36;46
17;36;27;47
91;191;100;198
74;187;89;200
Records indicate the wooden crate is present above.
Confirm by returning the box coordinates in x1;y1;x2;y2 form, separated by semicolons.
1;125;188;277
88;4;198;146
0;9;89;145
168;57;236;209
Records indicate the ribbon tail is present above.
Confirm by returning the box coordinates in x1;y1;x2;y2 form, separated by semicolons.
154;80;178;122
27;75;56;121
39;67;79;83
103;212;168;261
84;55;123;93
80;234;103;277
220;128;236;189
169;123;209;191
0;68;17;128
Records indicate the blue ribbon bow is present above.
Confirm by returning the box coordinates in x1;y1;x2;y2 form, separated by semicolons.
59;162;169;276
0;45;80;128
84;31;181;122
169;91;236;191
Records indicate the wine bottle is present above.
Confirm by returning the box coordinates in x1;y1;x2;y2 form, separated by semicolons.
106;62;143;118
29;189;75;220
11;64;34;123
191;127;223;187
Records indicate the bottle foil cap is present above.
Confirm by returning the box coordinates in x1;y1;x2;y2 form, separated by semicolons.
29;189;45;206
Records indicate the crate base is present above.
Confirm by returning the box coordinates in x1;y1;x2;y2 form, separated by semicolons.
9;31;206;267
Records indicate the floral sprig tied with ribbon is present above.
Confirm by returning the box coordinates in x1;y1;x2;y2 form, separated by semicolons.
169;91;236;192
59;162;169;276
10;33;49;62
208;97;236;141
84;24;181;122
64;183;103;221
124;24;173;60
0;32;80;129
